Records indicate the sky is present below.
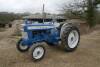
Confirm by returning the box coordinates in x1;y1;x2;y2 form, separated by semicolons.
0;0;72;14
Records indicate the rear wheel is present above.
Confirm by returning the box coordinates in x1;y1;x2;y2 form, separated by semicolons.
61;24;80;52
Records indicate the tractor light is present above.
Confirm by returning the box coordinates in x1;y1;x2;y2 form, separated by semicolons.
20;24;25;31
20;24;28;39
22;31;28;39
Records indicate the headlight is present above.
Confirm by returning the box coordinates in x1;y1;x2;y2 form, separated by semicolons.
20;24;28;39
22;31;28;39
20;24;25;31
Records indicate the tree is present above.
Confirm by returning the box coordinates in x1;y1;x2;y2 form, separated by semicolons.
94;0;100;5
61;0;100;27
61;0;87;19
86;0;95;27
86;0;100;27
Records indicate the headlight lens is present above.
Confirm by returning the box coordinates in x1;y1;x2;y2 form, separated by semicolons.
20;24;25;31
20;24;28;39
22;31;28;39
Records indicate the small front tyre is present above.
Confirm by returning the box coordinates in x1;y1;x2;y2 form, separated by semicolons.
16;39;30;52
30;43;45;61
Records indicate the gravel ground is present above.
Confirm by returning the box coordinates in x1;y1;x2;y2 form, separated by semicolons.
0;25;100;67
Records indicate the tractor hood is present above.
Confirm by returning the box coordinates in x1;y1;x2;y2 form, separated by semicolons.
22;23;55;31
27;24;54;30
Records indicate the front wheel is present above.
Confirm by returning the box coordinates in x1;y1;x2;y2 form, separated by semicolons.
30;43;45;61
61;24;80;52
16;39;30;52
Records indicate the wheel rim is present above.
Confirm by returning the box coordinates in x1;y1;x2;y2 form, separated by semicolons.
68;30;79;48
33;47;44;59
19;42;28;50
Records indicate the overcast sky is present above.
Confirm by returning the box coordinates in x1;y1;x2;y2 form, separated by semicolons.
0;0;73;14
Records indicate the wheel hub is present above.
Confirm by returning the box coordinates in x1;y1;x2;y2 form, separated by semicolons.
68;30;79;48
71;37;74;41
33;47;44;59
19;44;28;50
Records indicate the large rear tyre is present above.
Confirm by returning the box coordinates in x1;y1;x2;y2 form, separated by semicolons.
16;39;30;52
61;24;80;52
30;43;45;61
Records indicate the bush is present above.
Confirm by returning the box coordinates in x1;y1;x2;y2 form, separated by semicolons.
0;12;21;27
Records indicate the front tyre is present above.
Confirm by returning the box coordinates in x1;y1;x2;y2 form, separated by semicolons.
61;24;80;52
30;43;45;61
16;39;30;52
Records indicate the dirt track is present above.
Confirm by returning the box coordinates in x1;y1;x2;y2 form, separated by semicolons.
0;26;100;67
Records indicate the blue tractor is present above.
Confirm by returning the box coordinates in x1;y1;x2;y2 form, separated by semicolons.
17;18;80;61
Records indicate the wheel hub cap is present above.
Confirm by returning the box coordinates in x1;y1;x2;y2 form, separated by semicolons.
68;30;79;48
19;44;28;50
33;47;44;59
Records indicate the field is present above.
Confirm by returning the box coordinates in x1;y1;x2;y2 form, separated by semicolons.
0;23;100;67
